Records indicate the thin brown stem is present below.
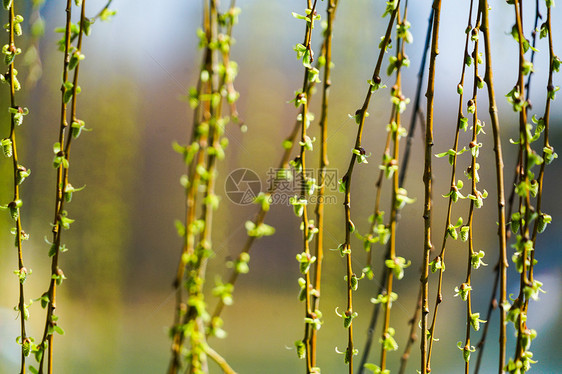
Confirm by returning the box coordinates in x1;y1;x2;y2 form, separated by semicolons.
186;2;223;372
339;4;400;372
420;2;441;373
293;2;320;372
528;1;553;284
169;2;220;371
209;4;341;330
398;289;422;374
478;1;508;372
205;346;237;374
358;9;433;372
511;0;533;363
310;0;339;369
464;29;482;374
37;2;87;373
426;1;474;367
379;4;410;369
5;2;28;372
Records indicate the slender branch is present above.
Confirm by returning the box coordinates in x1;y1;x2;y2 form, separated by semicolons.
209;14;332;329
528;0;554;287
511;1;533;365
399;6;433;189
378;3;413;370
288;1;321;372
420;1;442;373
310;0;340;369
473;261;499;373
169;2;219;370
426;0;474;367
524;0;542;107
519;3;555;372
38;2;87;373
398;289;422;374
337;3;400;372
3;2;29;372
477;1;508;372
169;1;240;372
205;345;237;374
185;2;222;372
461;15;484;373
358;8;433;373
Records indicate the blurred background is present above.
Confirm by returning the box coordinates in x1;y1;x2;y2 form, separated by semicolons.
0;0;561;372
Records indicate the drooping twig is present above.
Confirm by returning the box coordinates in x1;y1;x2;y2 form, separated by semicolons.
288;1;323;372
309;0;340;369
168;3;213;370
509;1;536;368
524;0;542;107
336;2;400;373
516;2;557;372
358;8;433;373
169;1;242;372
459;13;487;373
2;1;30;372
420;1;442;373
37;1;89;373
474;1;509;372
376;3;415;371
398;288;422;374
426;0;475;368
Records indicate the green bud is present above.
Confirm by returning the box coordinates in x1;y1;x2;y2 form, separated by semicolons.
16;165;30;185
2;138;13;157
8;199;22;220
537;213;551;233
295;340;306;359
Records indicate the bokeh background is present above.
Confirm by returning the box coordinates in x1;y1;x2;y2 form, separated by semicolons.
1;0;561;372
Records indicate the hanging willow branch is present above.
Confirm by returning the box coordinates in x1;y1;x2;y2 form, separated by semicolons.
1;1;30;372
359;8;433;374
474;0;509;372
209;2;332;336
169;1;241;373
420;1;442;373
289;1;323;372
333;3;400;373
375;4;415;372
32;0;114;372
308;0;340;370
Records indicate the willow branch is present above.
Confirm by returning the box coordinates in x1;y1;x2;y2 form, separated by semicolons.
420;1;441;373
426;1;474;368
358;8;433;373
475;1;509;372
205;345;238;374
38;2;86;373
168;5;214;370
4;2;29;372
209;53;324;325
309;0;339;369
379;4;412;370
338;4;400;373
511;0;533;363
